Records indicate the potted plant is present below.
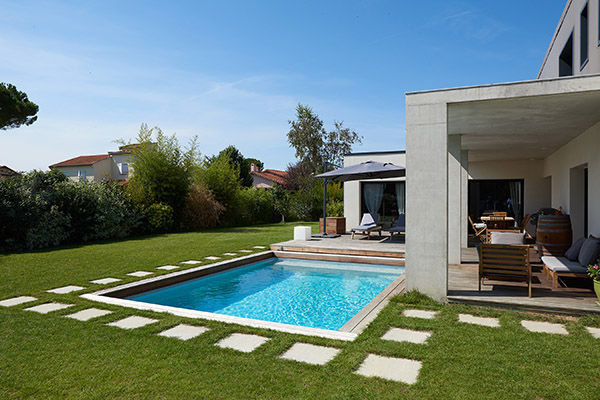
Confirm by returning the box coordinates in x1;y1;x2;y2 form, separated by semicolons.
587;264;600;302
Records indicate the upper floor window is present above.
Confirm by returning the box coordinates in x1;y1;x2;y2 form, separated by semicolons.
78;169;87;181
580;3;588;68
118;162;129;175
559;33;573;76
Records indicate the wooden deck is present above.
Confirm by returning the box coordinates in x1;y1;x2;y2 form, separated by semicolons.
449;248;600;315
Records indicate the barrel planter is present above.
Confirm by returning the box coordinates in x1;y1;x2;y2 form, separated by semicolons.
536;214;573;257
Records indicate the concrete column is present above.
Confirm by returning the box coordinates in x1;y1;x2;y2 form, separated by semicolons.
447;135;462;265
405;100;448;301
460;150;469;249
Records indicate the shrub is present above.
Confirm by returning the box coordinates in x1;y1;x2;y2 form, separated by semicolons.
233;188;276;226
145;203;174;232
326;200;344;217
181;184;224;230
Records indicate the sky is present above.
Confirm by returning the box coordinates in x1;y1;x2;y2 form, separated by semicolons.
1;0;566;172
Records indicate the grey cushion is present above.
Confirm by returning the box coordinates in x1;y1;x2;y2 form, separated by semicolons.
490;232;525;245
565;237;585;261
542;256;588;274
578;237;600;266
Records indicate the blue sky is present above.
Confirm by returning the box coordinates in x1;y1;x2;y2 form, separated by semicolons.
1;0;565;171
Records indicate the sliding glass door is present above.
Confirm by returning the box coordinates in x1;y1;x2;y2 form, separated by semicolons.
360;181;405;224
468;179;524;226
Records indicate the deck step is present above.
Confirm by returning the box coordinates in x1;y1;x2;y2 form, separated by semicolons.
270;244;405;260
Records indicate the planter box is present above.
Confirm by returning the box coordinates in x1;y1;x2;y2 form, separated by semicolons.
319;217;346;235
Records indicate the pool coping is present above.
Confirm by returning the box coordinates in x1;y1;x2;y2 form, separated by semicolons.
81;251;405;342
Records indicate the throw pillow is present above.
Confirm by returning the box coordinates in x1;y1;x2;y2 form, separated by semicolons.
490;232;525;245
578;237;600;266
565;237;586;261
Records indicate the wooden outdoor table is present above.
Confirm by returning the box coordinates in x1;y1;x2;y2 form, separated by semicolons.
481;216;515;229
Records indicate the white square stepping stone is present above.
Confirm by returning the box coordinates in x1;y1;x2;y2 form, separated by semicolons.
66;308;113;321
90;277;121;285
223;253;237;256
0;296;37;307
381;327;432;344
156;265;179;271
181;260;201;265
458;314;500;328
25;302;73;314
47;285;85;294
355;354;422;384
108;316;158;329
403;309;438;320
204;256;221;260
158;324;209;340
253;246;266;249
280;342;340;365
215;333;269;353
238;250;253;253
126;271;153;277
521;320;568;335
586;327;600;339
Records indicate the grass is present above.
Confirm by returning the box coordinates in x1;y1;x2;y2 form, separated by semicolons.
1;222;599;399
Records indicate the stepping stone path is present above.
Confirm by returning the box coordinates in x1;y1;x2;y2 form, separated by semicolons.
280;343;340;365
204;256;221;261
156;265;179;271
25;302;73;314
382;327;432;344
403;309;438;319
253;246;266;249
66;308;113;321
127;271;153;277
355;354;422;384
223;253;237;256
586;327;600;339
521;320;568;335
238;250;253;253
90;277;121;285
47;285;85;294
0;296;37;307
181;260;201;265
108;316;158;330
158;324;209;340
216;333;269;353
458;314;500;328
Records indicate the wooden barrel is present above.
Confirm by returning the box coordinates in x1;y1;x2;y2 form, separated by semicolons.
536;215;573;256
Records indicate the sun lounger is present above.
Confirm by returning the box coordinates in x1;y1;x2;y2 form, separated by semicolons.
351;213;381;239
384;214;405;237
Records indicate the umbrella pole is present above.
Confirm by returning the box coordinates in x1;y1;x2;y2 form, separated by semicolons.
322;177;327;234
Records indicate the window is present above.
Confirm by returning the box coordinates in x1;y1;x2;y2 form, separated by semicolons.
559;32;573;76
78;169;87;181
468;179;524;227
580;3;588;68
118;162;128;175
360;181;405;225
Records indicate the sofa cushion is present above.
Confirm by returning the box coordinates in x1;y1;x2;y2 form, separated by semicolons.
565;237;586;261
541;256;588;274
578;237;600;266
490;231;525;245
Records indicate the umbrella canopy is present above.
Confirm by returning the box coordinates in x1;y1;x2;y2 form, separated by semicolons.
315;161;405;182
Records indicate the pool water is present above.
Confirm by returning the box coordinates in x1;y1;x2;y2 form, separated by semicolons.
126;258;404;330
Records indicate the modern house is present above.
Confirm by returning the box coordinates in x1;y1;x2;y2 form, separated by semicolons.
249;163;288;189
50;145;134;183
405;0;600;301
0;165;20;181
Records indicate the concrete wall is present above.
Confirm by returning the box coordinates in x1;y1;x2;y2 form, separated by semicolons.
93;158;113;181
539;0;600;79
543;120;600;237
343;152;406;230
56;166;95;182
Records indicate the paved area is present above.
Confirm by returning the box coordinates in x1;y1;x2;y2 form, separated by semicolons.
223;253;237;256
158;324;209;340
66;308;113;321
126;271;153;277
108;316;158;329
355;354;422;384
403;309;438;319
458;314;500;328
90;278;121;285
587;326;600;339
253;246;266;249
238;250;253;253
520;320;568;335
381;327;432;344
47;285;85;294
181;260;201;264
156;265;179;271
216;333;270;353
204;256;221;260
0;296;37;307
280;343;340;365
25;302;73;314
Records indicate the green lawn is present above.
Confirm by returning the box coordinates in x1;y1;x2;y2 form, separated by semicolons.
1;222;599;399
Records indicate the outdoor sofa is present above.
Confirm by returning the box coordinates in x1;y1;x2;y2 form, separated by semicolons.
542;235;600;288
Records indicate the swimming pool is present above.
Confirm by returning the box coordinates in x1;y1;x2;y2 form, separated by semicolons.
125;257;404;331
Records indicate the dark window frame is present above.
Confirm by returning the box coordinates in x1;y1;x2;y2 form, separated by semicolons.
559;30;574;77
580;2;589;70
468;178;525;226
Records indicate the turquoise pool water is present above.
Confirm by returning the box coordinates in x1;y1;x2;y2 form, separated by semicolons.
126;258;404;330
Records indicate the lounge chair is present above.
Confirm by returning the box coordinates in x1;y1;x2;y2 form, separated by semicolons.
384;214;405;238
351;213;382;239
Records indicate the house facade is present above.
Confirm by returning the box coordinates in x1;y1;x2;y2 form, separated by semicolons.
405;0;600;300
0;165;20;181
50;145;133;183
249;163;288;189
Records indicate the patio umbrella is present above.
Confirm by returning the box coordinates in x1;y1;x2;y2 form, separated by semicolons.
313;161;406;237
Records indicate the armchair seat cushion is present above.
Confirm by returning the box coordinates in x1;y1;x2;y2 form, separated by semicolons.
541;256;588;274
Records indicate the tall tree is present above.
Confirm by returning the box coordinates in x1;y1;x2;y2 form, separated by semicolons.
287;104;362;171
0;83;39;130
207;145;260;187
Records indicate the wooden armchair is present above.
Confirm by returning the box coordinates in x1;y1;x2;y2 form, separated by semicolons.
479;243;532;297
468;216;487;241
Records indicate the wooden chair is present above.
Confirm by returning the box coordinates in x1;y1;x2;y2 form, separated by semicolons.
468;216;487;241
479;243;532;297
493;211;508;217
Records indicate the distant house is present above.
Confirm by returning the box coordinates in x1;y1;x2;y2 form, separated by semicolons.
249;163;288;189
0;165;20;181
50;145;134;183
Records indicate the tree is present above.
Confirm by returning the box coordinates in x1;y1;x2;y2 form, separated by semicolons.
0;83;39;130
272;184;290;222
195;152;240;211
287;104;362;171
244;158;264;172
207;145;260;187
